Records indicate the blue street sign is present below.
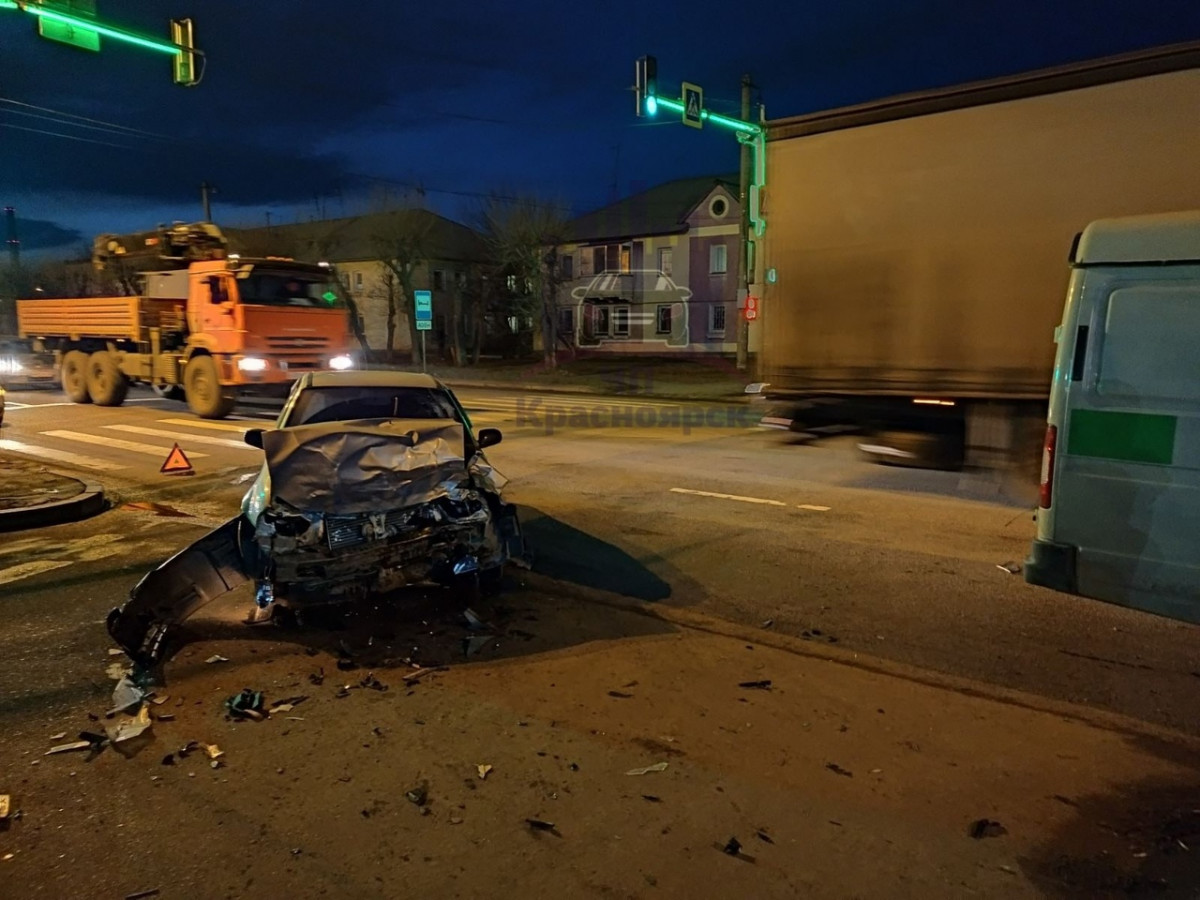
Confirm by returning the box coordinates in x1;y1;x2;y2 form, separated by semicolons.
682;81;703;129
414;289;433;332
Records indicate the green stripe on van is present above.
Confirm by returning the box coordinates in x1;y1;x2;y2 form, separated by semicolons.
1067;409;1176;465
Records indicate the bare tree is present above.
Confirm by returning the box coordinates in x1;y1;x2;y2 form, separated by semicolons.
370;209;435;363
477;194;567;369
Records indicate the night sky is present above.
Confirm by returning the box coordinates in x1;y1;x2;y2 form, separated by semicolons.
3;0;1200;255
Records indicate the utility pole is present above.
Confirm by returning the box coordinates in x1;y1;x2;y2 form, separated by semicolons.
735;74;752;372
201;182;216;222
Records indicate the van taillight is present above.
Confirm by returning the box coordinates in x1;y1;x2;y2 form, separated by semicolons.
1039;425;1058;509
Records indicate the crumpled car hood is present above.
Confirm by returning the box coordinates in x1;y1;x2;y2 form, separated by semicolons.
261;418;473;515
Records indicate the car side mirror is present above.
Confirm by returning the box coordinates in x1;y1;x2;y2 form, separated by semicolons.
477;427;502;449
244;428;264;449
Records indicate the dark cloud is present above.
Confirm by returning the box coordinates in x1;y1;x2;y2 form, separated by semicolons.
6;215;82;251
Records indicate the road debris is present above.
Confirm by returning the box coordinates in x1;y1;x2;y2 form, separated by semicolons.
464;608;487;631
825;762;853;777
49;732;66;741
359;673;388;692
996;561;1022;575
0;795;10;821
969;818;1008;839
756;830;775;844
124;889;161;900
723;837;742;856
204;654;229;664
107;648;125;657
161;754;176;766
107;706;153;744
526;818;558;834
402;666;447;684
46;741;93;756
463;635;492;657
761;619;774;628
105;661;130;681
626;762;668;776
738;680;772;690
269;696;308;714
225;689;265;720
607;690;634;699
405;784;428;806
308;668;325;686
477;764;493;780
109;675;149;715
642;795;662;803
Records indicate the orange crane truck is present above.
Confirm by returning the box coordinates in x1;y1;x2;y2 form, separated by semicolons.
15;222;356;418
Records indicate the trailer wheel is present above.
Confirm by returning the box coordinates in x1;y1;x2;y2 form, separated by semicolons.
86;351;129;406
61;351;93;404
184;355;236;419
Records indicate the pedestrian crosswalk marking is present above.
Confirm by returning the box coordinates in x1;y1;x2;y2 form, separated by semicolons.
104;424;256;450
41;430;211;458
158;418;250;433
0;438;128;471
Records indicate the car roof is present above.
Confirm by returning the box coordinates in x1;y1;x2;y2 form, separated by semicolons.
302;370;443;390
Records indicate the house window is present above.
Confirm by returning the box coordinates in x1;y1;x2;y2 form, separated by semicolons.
619;246;631;273
709;244;727;274
433;270;445;290
592;247;607;274
594;306;611;336
656;304;672;335
607;244;621;273
353;271;363;290
613;306;630;337
457;271;467;287
506;274;517;292
558;307;574;335
561;254;574;279
658;247;673;277
709;303;726;335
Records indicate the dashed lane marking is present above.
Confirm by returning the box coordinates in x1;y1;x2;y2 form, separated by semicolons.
103;424;256;450
41;430;210;458
669;487;787;507
157;418;249;433
0;438;128;471
797;504;831;511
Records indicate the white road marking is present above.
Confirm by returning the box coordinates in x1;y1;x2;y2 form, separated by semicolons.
669;487;787;507
0;559;72;586
0;438;128;471
797;504;831;512
41;430;210;458
104;424;256;450
3;398;165;408
158;418;250;433
4;401;31;409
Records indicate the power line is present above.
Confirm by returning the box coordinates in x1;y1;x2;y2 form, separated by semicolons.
0;122;133;150
0;96;168;139
0;106;163;141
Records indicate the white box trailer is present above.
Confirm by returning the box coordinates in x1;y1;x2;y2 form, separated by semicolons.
757;41;1200;471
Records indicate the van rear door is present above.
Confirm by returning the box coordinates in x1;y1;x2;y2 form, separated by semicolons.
1044;266;1200;622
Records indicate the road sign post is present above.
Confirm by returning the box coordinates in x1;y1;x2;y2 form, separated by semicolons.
682;82;703;129
414;290;432;373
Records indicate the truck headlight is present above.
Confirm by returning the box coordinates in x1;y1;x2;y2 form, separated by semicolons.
329;355;354;370
0;358;22;375
238;357;269;372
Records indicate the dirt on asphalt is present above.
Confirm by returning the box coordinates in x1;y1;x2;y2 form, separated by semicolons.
3;578;1200;899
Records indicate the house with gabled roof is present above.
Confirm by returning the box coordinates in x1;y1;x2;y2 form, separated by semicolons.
554;174;741;355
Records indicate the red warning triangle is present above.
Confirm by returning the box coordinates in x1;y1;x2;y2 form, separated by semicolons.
160;442;194;476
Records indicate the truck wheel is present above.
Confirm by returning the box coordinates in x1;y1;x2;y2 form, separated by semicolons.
61;351;93;404
184;355;237;419
86;351;129;406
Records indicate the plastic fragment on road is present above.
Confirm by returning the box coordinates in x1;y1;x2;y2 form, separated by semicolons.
46;741;93;756
825;762;853;777
723;837;742;855
969;818;1007;839
626;762;668;776
108;676;148;715
49;732;66;741
106;661;131;682
107;706;153;744
477;764;493;780
205;654;230;664
463;608;486;631
738;680;772;690
0;795;9;820
405;784;428;806
526;818;558;833
225;689;265;720
463;635;492;657
125;889;161;900
996;562;1022;575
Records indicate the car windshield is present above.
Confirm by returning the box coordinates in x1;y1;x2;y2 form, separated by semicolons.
284;386;462;427
238;269;345;308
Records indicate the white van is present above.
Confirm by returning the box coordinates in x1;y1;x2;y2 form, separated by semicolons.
1025;211;1200;623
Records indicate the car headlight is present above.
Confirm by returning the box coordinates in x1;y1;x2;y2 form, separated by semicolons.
329;355;354;370
0;358;22;375
238;357;269;372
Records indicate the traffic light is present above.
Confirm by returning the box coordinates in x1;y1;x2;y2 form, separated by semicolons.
635;55;657;117
171;18;196;86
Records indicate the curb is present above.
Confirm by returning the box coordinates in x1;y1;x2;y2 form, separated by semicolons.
441;378;751;404
0;481;108;532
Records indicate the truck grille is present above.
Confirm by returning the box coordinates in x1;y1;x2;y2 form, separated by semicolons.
266;336;331;352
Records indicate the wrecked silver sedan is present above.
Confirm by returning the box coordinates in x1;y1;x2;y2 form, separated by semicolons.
107;371;525;665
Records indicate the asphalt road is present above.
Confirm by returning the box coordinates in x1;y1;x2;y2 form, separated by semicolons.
2;383;1200;737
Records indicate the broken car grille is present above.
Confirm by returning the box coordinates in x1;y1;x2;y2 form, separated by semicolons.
325;510;414;550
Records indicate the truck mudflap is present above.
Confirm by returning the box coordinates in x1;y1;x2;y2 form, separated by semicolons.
107;515;256;667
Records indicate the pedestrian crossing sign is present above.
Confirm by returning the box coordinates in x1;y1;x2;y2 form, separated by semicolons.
682;82;703;129
160;443;194;476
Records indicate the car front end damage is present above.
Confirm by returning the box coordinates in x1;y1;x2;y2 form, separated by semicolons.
107;418;524;666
